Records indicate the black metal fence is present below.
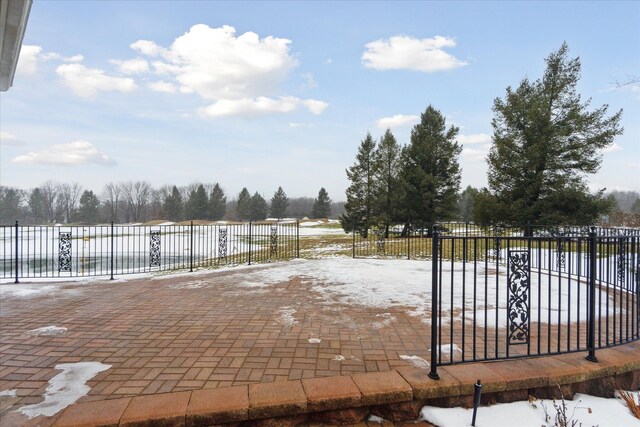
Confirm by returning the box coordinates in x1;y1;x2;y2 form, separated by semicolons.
1;221;300;281
353;223;640;377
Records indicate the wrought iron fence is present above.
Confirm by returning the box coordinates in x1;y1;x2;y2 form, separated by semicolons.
1;221;300;281
352;222;639;378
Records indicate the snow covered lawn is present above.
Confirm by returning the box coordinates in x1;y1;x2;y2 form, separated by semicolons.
418;391;640;427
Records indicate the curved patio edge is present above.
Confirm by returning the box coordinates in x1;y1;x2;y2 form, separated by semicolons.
47;341;640;427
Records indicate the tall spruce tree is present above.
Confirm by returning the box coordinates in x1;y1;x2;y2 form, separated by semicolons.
373;129;401;236
401;105;462;231
249;192;268;221
476;43;622;226
185;184;209;220
77;190;101;224
270;187;289;219
339;132;376;234
163;186;184;221
312;188;332;218
208;183;226;220
236;188;251;221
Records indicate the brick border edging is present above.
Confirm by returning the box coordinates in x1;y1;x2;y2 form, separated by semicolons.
52;342;640;426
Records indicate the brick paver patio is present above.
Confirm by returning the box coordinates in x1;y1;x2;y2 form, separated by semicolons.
1;260;637;426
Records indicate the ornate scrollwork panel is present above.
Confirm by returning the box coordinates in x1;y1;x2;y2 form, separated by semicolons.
270;226;278;258
58;232;72;272
618;237;627;285
218;228;228;260
149;231;161;267
376;229;386;254
507;250;530;345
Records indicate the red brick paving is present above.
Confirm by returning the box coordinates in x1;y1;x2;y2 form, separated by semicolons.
0;262;637;425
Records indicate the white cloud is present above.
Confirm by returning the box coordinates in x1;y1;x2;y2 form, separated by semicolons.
199;96;327;118
289;122;313;128
362;35;467;72
462;147;489;161
56;63;137;97
130;39;164;57
147;80;178;93
302;99;329;115
16;45;42;76
134;24;297;100
110;58;149;74
300;72;317;89
457;133;491;145
11;141;116;166
125;24;328;117
376;114;419;129
324;58;333;65
600;143;622;153
0;132;24;147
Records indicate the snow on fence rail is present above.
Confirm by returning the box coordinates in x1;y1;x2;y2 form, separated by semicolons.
0;221;300;280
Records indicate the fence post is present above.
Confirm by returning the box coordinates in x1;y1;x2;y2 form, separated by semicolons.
407;226;411;260
586;227;598;362
248;221;252;265
14;221;19;284
190;221;194;272
429;226;440;380
110;222;114;280
296;220;300;258
352;221;356;259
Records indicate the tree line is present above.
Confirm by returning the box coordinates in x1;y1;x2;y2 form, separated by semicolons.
341;43;625;234
0;181;340;225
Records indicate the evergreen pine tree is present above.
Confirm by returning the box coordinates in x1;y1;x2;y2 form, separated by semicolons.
185;184;209;220
270;187;289;219
28;188;46;224
339;132;376;234
77;190;101;224
401;105;462;232
476;43;622;226
457;186;479;222
0;187;23;223
249;192;269;221
236;188;251;221
312;188;332;218
208;183;226;220
163;186;184;221
372;128;401;236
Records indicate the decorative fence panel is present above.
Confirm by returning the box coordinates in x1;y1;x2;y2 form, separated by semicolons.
352;223;639;377
0;221;300;281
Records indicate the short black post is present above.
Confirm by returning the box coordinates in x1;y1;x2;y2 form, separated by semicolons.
189;221;194;272
110;222;114;280
14;221;19;284
296;220;300;258
586;227;598;362
471;379;482;426
248;221;252;265
429;226;440;380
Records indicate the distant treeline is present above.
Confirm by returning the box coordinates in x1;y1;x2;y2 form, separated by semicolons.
0;181;345;225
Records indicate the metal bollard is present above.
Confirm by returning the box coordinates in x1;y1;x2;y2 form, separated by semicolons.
471;379;482;426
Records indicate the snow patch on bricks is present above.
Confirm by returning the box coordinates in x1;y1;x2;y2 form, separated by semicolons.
308;338;321;343
400;355;430;369
17;362;111;419
27;326;67;337
0;389;18;398
276;307;299;326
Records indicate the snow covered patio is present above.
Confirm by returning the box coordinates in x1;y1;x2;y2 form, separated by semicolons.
0;257;638;425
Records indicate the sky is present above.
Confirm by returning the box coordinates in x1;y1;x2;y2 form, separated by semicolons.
0;1;638;200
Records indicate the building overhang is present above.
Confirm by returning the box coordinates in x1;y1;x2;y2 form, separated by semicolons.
1;0;33;91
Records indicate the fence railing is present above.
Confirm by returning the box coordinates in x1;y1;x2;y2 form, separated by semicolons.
352;223;640;378
1;221;300;281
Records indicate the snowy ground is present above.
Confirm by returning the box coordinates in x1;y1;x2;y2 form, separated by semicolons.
417;391;640;427
2;257;625;332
